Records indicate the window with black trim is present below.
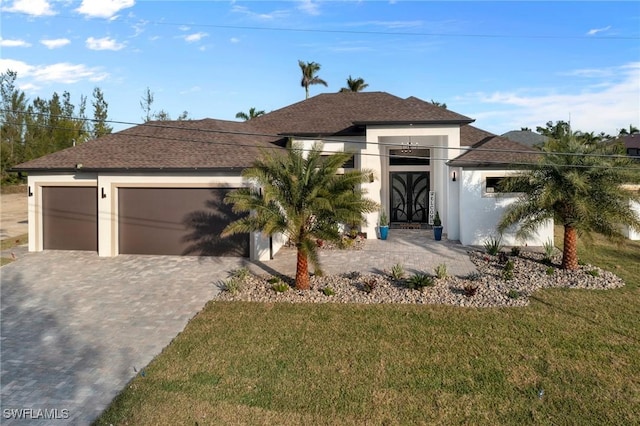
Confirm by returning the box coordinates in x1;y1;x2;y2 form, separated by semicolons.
485;176;525;194
389;149;430;166
321;154;355;169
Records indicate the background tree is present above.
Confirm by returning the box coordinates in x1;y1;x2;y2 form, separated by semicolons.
339;76;368;92
140;86;189;122
91;87;112;138
140;87;154;122
498;135;640;270
0;70;94;184
223;143;378;289
537;120;572;139
430;99;447;109
618;124;639;136
236;107;265;121
298;60;328;99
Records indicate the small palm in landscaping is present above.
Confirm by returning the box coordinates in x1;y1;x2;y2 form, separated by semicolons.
223;142;377;290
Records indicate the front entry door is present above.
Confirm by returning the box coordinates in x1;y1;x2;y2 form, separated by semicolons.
390;172;429;223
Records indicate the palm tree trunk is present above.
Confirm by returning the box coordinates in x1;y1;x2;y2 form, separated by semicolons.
561;225;579;270
305;85;309;100
295;249;310;289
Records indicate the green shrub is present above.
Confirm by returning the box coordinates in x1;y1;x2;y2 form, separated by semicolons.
546;266;555;275
390;263;405;280
510;246;521;256
230;267;250;281
502;260;515;281
587;269;600;277
223;278;242;294
267;276;281;284
483;236;503;256
406;273;434;290
272;282;289;293
322;287;335;296
434;263;448;279
543;239;555;263
507;289;520;299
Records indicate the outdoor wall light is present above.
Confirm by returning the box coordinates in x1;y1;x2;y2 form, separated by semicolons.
28;186;33;197
452;172;457;182
101;187;107;199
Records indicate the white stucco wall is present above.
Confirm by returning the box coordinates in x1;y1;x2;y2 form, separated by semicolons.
26;172;280;261
624;200;640;240
458;169;554;246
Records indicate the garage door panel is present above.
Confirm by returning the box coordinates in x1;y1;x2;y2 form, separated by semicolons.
43;187;98;251
118;188;249;257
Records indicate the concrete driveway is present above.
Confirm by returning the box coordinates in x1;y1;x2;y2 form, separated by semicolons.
1;251;246;425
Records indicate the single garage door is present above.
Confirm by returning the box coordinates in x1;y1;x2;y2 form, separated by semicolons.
118;187;249;257
42;186;98;251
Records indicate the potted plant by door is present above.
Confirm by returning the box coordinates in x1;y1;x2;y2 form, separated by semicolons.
433;211;443;241
379;209;389;240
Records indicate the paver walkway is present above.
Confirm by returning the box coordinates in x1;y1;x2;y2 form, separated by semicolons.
250;229;477;278
1;230;475;424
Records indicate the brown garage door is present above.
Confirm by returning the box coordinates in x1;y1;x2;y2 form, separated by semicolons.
42;186;98;251
118;187;249;257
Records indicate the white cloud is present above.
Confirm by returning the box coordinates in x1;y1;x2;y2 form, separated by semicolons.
179;86;201;95
86;36;126;51
462;63;640;135
0;58;108;85
178;25;191;31
33;63;108;83
230;37;240;43
184;32;208;43
76;0;134;19
40;38;71;49
587;26;611;36
0;38;32;47
298;0;320;16
1;0;55;16
231;4;289;20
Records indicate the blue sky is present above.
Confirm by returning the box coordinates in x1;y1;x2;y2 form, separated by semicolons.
1;0;639;135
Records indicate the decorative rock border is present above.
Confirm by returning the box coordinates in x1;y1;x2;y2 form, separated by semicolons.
217;250;624;308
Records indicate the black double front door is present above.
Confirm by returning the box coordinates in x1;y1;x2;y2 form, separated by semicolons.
390;172;429;223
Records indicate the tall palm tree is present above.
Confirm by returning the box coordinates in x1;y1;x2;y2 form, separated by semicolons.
498;135;640;270
339;75;368;92
235;107;265;121
223;143;377;289
298;60;328;99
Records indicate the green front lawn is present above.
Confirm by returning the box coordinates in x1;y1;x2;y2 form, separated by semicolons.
96;233;640;425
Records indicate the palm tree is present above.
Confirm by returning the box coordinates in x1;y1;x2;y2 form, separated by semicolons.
339;75;368;92
236;107;265;121
498;135;640;270
618;124;639;136
298;60;328;99
223;143;378;289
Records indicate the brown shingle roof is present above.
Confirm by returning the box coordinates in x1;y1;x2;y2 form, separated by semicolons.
450;125;541;167
13;119;283;172
250;92;473;136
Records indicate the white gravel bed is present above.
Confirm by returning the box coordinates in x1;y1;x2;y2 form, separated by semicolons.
217;250;624;308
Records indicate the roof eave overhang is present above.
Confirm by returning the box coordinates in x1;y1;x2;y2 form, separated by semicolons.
11;167;248;174
353;119;475;126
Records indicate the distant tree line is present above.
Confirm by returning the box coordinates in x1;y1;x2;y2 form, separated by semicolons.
0;70;112;184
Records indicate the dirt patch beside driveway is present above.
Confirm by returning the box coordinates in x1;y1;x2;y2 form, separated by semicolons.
1;192;27;240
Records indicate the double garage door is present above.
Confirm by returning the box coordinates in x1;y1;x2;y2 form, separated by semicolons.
42;186;248;257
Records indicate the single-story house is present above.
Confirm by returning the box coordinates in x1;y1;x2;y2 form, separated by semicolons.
14;92;554;260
